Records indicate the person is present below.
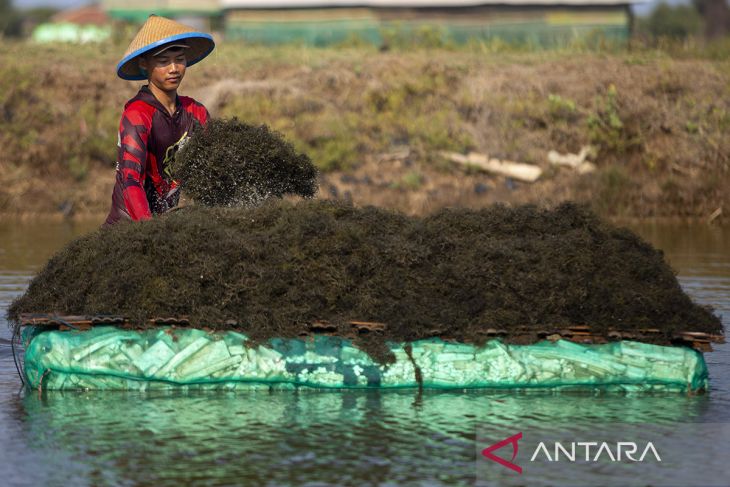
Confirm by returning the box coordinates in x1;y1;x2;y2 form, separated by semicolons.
105;15;215;225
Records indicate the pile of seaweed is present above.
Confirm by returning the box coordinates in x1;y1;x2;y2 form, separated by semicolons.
171;118;318;207
8;201;722;362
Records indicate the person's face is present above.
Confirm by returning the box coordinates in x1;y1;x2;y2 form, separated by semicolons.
139;47;187;93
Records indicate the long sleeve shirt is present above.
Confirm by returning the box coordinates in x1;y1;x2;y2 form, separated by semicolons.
104;85;209;225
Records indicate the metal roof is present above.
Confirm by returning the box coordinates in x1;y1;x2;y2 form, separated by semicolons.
221;0;648;8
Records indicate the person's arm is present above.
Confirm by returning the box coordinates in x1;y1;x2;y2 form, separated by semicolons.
118;104;153;221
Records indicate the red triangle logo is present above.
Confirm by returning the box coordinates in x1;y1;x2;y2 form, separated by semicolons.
481;432;523;474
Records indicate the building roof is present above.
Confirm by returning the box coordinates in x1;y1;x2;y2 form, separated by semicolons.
221;0;648;8
102;0;220;16
52;5;111;26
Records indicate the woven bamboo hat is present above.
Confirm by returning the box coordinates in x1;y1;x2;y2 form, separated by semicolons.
117;15;215;81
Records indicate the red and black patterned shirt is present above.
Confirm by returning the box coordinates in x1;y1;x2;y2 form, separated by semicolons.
105;85;209;225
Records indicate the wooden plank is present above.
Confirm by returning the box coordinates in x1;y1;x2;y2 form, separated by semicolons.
349;321;386;333
441;151;542;183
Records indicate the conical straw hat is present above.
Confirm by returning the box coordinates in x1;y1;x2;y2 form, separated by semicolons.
117;15;215;80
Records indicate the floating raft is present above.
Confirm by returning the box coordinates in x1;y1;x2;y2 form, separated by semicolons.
20;315;723;393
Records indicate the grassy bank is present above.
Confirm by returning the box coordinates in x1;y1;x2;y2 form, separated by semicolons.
1;41;728;220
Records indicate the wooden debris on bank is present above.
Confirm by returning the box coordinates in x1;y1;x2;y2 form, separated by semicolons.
547;145;597;174
441;151;542;182
707;207;722;225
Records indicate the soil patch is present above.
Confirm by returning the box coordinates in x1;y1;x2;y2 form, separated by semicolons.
8;201;722;363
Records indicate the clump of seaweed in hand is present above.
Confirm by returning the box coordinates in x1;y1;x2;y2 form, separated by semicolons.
172;118;318;207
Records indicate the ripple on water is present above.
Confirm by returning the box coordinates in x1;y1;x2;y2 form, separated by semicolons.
0;222;727;486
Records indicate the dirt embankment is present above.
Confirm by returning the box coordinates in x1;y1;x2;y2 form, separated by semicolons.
1;42;728;221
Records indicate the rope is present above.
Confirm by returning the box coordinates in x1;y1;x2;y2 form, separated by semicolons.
11;326;26;387
53;317;81;331
10;319;82;389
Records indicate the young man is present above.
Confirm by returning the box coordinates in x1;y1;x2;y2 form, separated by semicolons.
105;15;215;225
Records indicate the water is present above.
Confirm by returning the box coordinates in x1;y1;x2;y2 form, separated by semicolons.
0;220;727;486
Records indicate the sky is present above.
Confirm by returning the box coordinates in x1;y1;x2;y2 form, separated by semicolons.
10;0;693;16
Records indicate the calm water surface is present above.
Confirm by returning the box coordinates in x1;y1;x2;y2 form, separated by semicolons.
0;220;727;486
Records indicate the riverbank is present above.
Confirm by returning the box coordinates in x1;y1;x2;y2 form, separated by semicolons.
1;41;728;220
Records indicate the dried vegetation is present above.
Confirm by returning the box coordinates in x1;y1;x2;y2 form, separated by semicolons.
0;42;728;218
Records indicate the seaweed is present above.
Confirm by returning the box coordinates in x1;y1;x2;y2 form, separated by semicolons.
171;118;318;207
7;201;723;363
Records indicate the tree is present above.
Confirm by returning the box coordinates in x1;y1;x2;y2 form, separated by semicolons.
1;3;59;38
644;2;703;39
0;0;22;37
693;0;730;38
0;0;12;33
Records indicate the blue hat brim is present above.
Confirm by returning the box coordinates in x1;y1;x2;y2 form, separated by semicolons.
117;32;215;81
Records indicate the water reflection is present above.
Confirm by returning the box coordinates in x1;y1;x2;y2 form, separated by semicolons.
13;389;714;486
627;221;730;322
0;219;727;486
0;219;99;272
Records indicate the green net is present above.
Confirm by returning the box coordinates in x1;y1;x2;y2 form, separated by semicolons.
22;326;708;392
